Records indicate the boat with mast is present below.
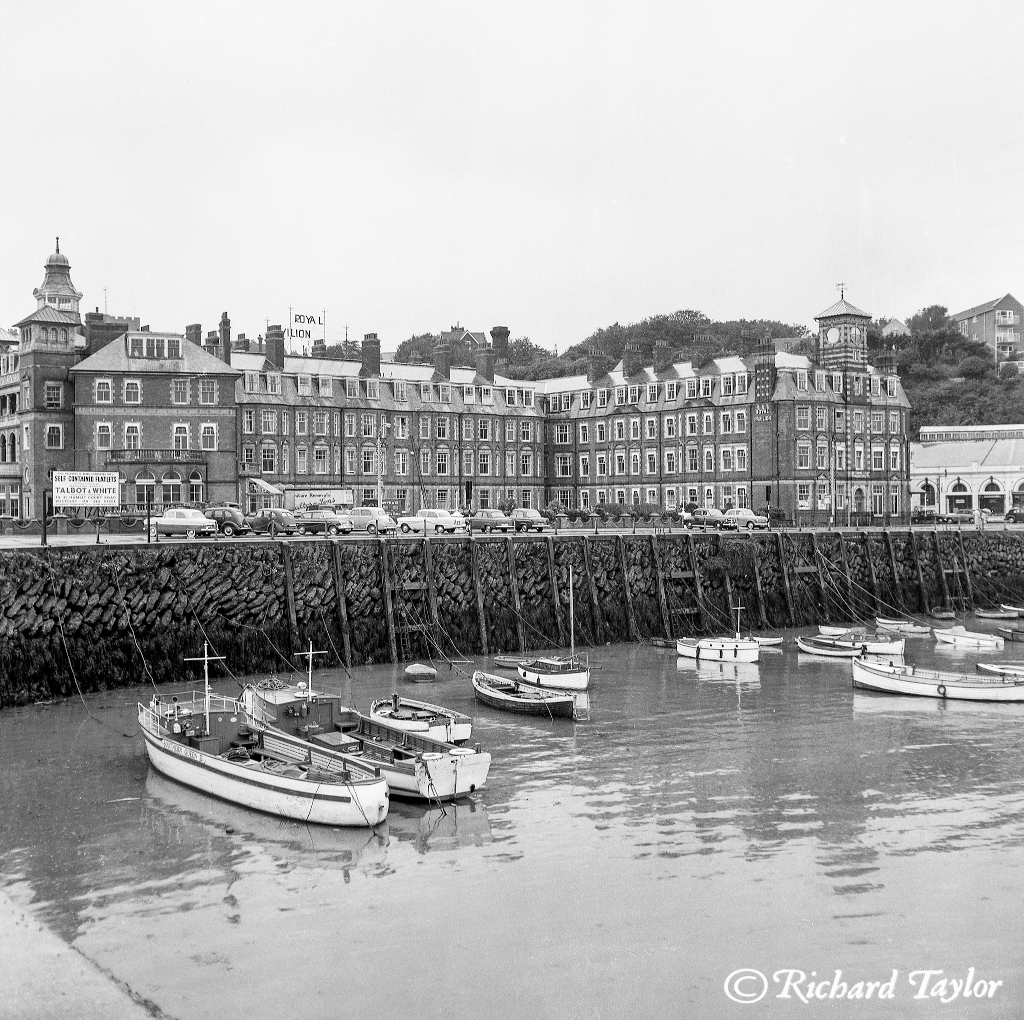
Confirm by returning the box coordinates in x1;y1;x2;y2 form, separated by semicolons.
676;604;760;663
517;565;591;691
139;644;389;827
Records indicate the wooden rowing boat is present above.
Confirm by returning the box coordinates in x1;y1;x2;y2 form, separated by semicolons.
930;607;956;620
369;693;473;744
139;645;389;827
471;670;577;718
405;662;438;682
796;634;905;657
492;655;530;669
975;608;1020;620
876;617;932;635
752;636;785;647
996;627;1024;643
976;660;1024;678
933;626;1004;650
852;657;1024;702
1000;603;1024;616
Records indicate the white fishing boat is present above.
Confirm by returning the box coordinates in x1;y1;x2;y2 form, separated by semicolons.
139;645;389;827
1000;603;1024;616
676;605;760;663
974;608;1019;620
242;645;490;802
852;657;1024;702
818;625;858;637
976;660;1024;678
796;634;904;658
752;636;785;647
369;693;473;743
876;617;932;636
471;670;579;718
516;566;591;690
933;626;1004;650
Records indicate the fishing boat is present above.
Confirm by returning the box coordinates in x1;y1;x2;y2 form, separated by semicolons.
752;636;785;647
818;625;857;637
139;645;389;827
471;670;578;718
677;605;760;663
852;657;1024;702
405;663;437;682
242;647;490;802
975;608;1019;620
929;607;957;620
933;626;1004;650
516;566;591;690
369;693;473;743
1000;603;1024;616
876;617;932;636
976;660;1024;678
492;655;530;670
996;627;1024;643
796;634;905;657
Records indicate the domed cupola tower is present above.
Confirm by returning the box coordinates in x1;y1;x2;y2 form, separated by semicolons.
33;238;83;324
815;286;870;370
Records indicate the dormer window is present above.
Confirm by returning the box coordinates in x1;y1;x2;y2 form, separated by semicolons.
439;384;452;403
145;336;166;358
394;381;407;402
628;385;641;404
686;379;698;399
365;380;379;399
580;391;592;409
735;374;748;394
505;388;516;405
297;375;312;396
167;338;181;359
721;376;733;396
700;378;712;397
244;371;260;393
420;383;432;402
481;386;493;405
319;376;333;396
796;371;808;391
647;384;659;402
464;386;477;404
267;373;282;395
129;336;144;358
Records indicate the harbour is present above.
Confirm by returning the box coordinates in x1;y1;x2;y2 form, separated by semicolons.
2;632;1023;1017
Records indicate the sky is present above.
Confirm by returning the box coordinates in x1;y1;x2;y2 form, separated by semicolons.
1;2;1022;354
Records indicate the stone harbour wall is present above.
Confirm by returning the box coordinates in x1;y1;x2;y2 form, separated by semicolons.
4;529;1024;707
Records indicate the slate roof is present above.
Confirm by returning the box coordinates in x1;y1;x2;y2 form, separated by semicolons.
815;298;871;320
948;294;1020;321
70;334;239;375
911;438;1024;472
11;305;80;328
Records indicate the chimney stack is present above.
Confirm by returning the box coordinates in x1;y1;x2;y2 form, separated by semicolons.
489;326;510;374
266;324;286;369
653;338;673;372
475;346;496;383
361;333;381;376
232;333;250;353
433;339;451;380
185;323;202;349
622;341;644;378
219;312;231;363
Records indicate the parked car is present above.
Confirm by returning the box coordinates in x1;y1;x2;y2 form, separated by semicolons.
722;507;769;531
348;506;397;534
1005;507;1024;524
204;505;252;537
510;507;547;532
397;508;461;534
469;509;514;533
293;509;353;536
151;507;218;539
688;507;727;530
245;507;298;537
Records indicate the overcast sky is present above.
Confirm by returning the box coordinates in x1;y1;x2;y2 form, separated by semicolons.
2;2;1022;353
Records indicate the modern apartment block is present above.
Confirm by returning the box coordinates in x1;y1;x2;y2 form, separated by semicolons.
949;294;1023;360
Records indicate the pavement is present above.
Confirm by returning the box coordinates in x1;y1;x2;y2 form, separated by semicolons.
0;890;163;1020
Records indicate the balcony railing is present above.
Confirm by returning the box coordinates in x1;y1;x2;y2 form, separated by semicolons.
238;462;261;476
107;448;206;463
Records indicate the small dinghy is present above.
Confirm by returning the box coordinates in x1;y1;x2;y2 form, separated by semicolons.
976;660;1024;678
491;655;530;670
933;626;1003;650
975;608;1020;620
797;634;905;657
405;663;438;682
853;657;1024;702
752;636;785;647
677;605;760;663
930;607;957;620
996;627;1024;643
369;693;473;744
876;617;932;636
1000;603;1024;616
819;625;857;637
471;670;578;718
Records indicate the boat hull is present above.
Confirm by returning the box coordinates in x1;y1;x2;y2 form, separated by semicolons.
516;662;591;691
852;658;1024;702
934;628;1003;649
369;698;472;744
140;727;389;827
472;672;576;717
977;661;1024;677
676;638;759;662
876;618;932;635
797;635;905;656
996;627;1024;643
975;609;1019;620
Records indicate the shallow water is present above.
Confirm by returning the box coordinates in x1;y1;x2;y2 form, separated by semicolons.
2;625;1023;1018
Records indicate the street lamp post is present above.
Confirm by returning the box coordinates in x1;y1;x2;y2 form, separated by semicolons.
376;415;391;511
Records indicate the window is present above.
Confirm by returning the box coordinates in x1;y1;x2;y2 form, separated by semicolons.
297;376;312;396
597;422;607;442
124;380;141;404
796;371;808;391
872;448;884;470
314;447;328;474
244;371;260;393
267;374;282;395
129;336;144;358
836;446;846;470
145;336;166;358
465;386;477;405
167;338;181;358
647;384;659;403
614;421;625;441
314;410;328;436
580;392;592;409
703;448;714;472
390;380;407;403
200;379;216;405
736;374;748;395
666;382;678;400
686;413;698;436
631;452;641;474
345;448;356;474
579;454;590;477
835;410;845;432
685;379;698;399
616;453;626;475
520;451;533;475
296;411;308;435
436;450;449;475
687;447;699;472
297;447;308;474
361;448;374;474
506;450;516;476
796;406;810;430
889;446;900;470
201;424;216;451
871;412;883;433
506;419;516;442
463;450;474;475
461;418;473;442
815;407;826;431
814;372;824;392
735;411;746;434
854;376;863;396
333;412;340;436
665;450;677;473
579;423;589;443
720;412;732;434
700;378;712;397
646;418;657;440
891;489;900;516
855;446;864;470
436;417;448;440
478;451;490;475
831;373;842;393
646;451;657;473
438;384;451;403
872;377;881;396
736;448;747;471
345;378;359;399
872;484;884;515
889;411;900;434
96;422;111;449
262;410;277;434
392;450;408;476
556;424;570;444
125;424;140;449
593;389;607;408
797;482;810;508
664;417;676;439
797;443;810;469
556;454;571;477
95;379;112;404
359;414;373;438
615;387;626;406
630;419;641;440
816;444;828;470
243;409;255;434
721;448;733;471
702;412;713;434
520;421;531;443
172;379;189;405
262;444;277;474
628;385;641;404
419;383;432;402
854;411;864;433
597;453;608;476
172;424;189;450
721;376;733;396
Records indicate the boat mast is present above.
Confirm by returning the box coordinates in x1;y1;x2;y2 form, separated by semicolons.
184;642;226;737
294;640;328;702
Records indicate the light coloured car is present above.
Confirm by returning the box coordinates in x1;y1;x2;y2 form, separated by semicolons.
348;506;397;534
510;507;547;532
722;507;769;530
397;508;461;535
151;507;218;539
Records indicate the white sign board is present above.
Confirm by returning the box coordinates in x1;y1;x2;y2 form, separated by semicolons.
288;309;324;347
52;471;120;508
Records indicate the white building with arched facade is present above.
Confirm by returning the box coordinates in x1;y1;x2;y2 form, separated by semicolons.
910;424;1024;516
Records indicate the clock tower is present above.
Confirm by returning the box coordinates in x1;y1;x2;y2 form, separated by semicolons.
815;286;871;370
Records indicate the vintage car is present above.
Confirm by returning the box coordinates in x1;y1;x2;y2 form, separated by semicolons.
204;505;252;537
396;509;461;534
687;507;727;530
509;507;548;532
348;507;398;534
469;509;515;533
151;507;218;539
293;509;354;536
245;507;299;537
722;508;769;530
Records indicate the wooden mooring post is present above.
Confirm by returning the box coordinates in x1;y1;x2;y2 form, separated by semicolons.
932;530;952;608
860;532;879;616
422;537;442;639
775;531;796;626
956;530;976;610
884;530;903;613
909;531;930;613
280;541;300;655
469;537;489;656
650;534;673;639
582;537;607;643
379;538;399;663
546;536;567;647
748;535;769;630
616;535;640;641
330;540;353;668
506;536;527;652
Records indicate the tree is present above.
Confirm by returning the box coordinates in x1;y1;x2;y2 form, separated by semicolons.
393;333;440;365
960;356;992;379
907;305;949;334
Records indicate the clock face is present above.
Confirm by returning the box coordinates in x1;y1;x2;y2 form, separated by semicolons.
826;327;840;345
